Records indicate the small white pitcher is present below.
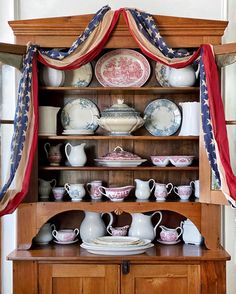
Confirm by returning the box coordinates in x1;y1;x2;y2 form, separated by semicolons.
135;179;155;200
39;106;60;135
65;143;87;166
178;102;200;136
38;178;56;201
64;183;86;201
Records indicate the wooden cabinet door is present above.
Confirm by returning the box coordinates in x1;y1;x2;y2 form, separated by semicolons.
121;264;200;294
38;263;120;294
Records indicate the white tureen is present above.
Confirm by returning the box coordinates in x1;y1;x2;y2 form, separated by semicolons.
96;99;145;136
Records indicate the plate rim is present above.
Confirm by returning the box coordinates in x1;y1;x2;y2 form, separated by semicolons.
95;48;150;87
155;61;170;87
144;98;181;136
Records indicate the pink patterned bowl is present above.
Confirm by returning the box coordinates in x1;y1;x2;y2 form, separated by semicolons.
169;156;194;167
98;186;134;202
151;156;169;167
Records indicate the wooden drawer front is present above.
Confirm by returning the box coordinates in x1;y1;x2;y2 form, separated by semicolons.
39;264;120;294
122;264;200;294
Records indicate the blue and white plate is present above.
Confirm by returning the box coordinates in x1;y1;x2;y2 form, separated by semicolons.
61;97;99;134
144;99;181;136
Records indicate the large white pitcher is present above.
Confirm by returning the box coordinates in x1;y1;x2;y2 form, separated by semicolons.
65;143;87;166
80;211;114;242
168;65;199;87
135;179;155;200
39;106;60;135
178;102;200;136
128;211;162;241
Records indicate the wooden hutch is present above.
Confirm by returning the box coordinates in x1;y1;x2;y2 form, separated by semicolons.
4;10;235;294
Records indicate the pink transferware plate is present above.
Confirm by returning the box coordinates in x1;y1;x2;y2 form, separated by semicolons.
95;49;150;87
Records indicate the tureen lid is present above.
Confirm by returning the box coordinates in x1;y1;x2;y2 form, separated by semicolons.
101;99;139;115
99;146;141;160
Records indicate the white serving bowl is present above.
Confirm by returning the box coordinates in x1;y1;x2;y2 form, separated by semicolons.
151;156;170;167
169;156;194;167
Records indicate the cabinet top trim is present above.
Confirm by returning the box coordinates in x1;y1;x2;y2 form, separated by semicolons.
9;13;228;47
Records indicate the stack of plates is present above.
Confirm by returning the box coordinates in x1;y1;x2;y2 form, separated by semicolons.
81;236;153;255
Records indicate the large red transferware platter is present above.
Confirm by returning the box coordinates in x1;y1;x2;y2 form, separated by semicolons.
95;49;150;87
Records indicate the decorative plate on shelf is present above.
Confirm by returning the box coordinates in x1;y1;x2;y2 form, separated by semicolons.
63;63;93;87
155;61;170;87
95;49;150;87
61;97;99;134
144;99;182;136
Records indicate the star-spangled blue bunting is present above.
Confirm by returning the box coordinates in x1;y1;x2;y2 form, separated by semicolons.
0;45;38;200
128;8;191;59
40;5;111;60
200;49;221;186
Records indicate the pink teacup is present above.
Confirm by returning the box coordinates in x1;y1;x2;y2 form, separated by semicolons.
160;225;183;242
151;156;169;167
86;180;103;200
107;225;129;236
174;185;192;201
52;228;79;242
52;187;65;201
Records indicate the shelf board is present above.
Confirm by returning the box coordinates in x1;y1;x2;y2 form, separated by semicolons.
39;86;200;95
38;135;199;140
39;166;199;171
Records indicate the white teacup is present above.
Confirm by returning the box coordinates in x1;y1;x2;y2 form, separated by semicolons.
154;182;173;201
64;183;86;201
52;228;79;242
190;180;200;198
52;187;65;201
174;185;192;201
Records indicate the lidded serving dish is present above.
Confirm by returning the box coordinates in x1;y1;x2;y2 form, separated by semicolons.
94;146;147;167
96;99;145;136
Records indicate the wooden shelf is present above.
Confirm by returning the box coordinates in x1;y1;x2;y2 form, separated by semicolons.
39;86;200;95
38;135;199;140
39;166;199;171
7;244;230;262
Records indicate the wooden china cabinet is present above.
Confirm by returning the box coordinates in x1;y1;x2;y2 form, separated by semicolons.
4;11;236;294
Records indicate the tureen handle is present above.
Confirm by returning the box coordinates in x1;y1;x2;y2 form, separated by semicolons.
114;146;124;152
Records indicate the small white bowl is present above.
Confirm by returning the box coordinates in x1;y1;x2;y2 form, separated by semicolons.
151;156;169;167
169;156;194;167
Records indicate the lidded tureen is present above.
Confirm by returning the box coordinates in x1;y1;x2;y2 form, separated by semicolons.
96;99;145;136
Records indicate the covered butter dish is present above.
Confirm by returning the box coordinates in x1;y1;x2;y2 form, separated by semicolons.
96;99;145;136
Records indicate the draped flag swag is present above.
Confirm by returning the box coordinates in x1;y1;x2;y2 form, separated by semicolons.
0;5;235;216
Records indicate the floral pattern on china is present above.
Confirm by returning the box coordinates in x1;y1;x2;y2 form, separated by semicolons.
94;146;147;167
95;49;150;87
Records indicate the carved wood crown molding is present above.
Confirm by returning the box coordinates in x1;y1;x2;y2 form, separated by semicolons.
9;13;228;48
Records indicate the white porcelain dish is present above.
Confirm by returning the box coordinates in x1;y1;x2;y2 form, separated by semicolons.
85;238;151;248
62;129;94;135
144;99;181;136
53;238;79;245
93;236;140;246
157;239;181;245
169;155;194;167
63;63;93;87
94;159;147;167
61;97;99;133
80;242;153;255
95;49;150;87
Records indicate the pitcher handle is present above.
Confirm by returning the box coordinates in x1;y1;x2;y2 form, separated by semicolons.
149;179;156;192
52;229;58;239
173;187;180;196
50;224;56;231
50;179;57;188
176;226;183;239
166;183;173;194
107;225;112;235
64;183;70;194
151;211;163;233
73;228;79;237
101;212;114;232
190;181;195;190
86;182;91;193
65;143;72;160
44;142;50;158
